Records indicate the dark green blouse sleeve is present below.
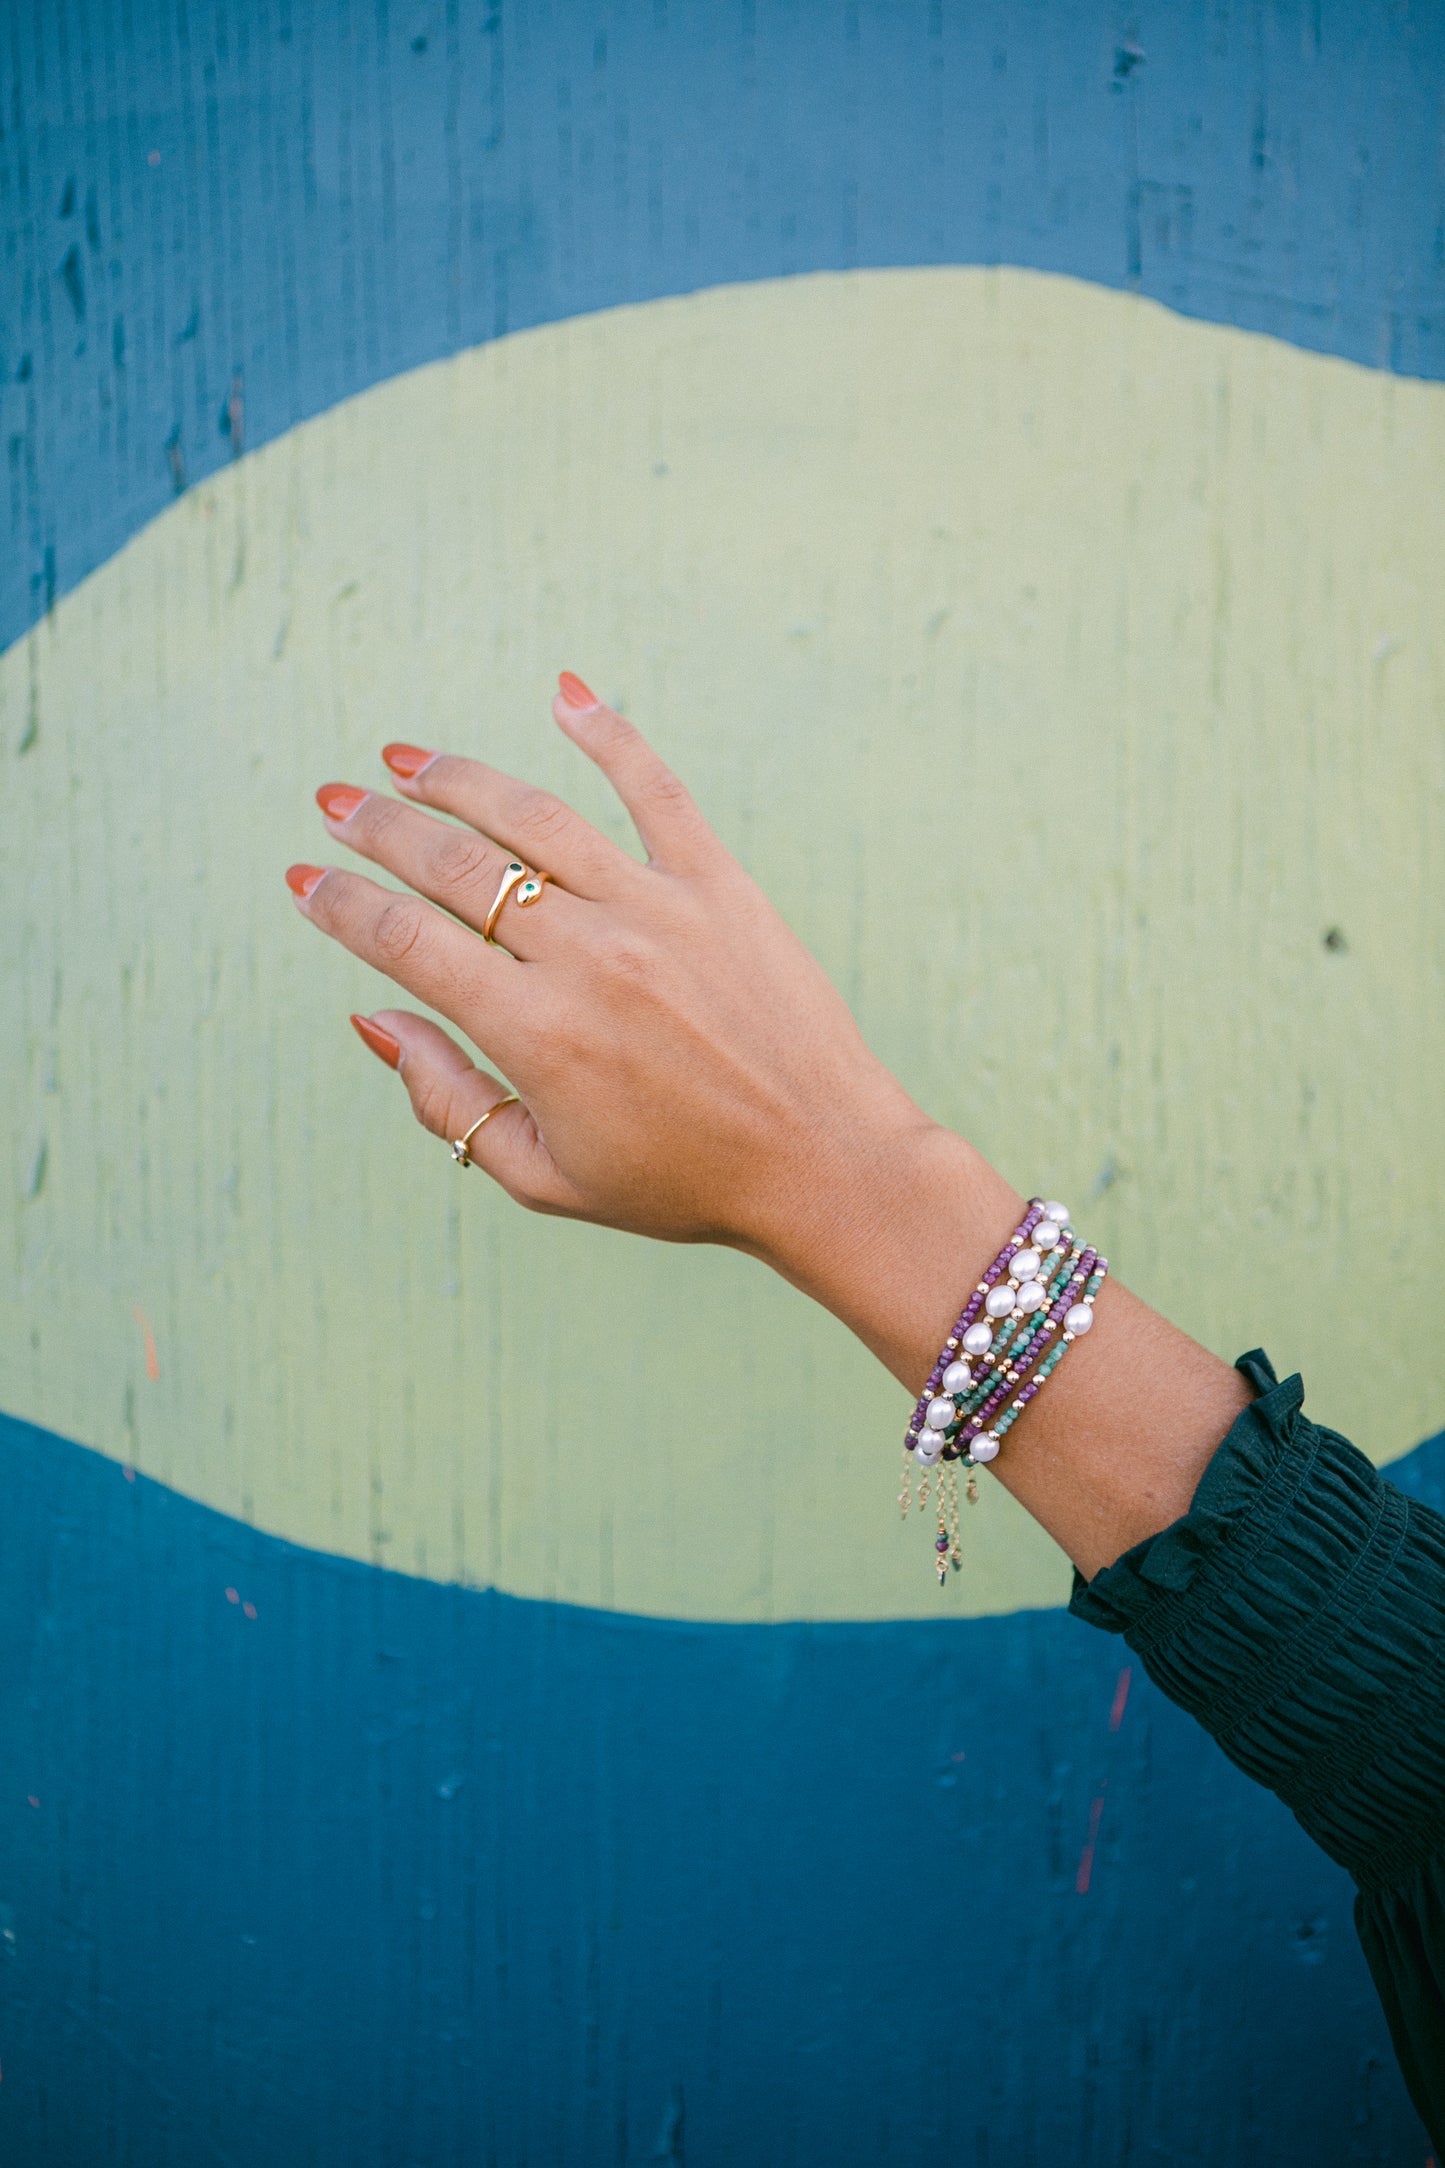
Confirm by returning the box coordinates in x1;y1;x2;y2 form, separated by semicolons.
1069;1350;1445;2146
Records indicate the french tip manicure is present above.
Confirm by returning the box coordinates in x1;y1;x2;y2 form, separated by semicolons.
382;742;437;780
350;1013;402;1069
285;863;327;899
557;671;600;712
316;782;368;822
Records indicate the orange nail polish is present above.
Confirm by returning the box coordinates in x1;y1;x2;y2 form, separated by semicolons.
350;1014;401;1069
381;743;436;780
316;782;368;822
285;863;327;899
557;672;599;711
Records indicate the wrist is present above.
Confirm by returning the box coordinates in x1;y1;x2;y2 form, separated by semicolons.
746;1096;1258;1585
750;1104;1024;1393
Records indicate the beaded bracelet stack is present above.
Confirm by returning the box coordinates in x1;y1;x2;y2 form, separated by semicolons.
900;1198;1108;1584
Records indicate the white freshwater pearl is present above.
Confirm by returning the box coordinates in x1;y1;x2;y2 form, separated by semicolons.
1016;1278;1047;1314
914;1435;943;1465
925;1395;956;1431
1065;1303;1094;1336
941;1360;972;1395
962;1322;994;1357
985;1284;1017;1319
1043;1201;1070;1227
968;1435;1000;1464
1009;1247;1042;1282
1034;1219;1061;1252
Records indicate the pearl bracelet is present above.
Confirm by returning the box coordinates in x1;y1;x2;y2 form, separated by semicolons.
900;1197;1109;1584
950;1244;1100;1458
984;1260;1107;1453
905;1199;1075;1461
902;1200;1048;1454
938;1237;1088;1448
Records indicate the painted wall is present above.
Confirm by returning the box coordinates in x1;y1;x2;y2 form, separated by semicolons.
2;4;1442;2161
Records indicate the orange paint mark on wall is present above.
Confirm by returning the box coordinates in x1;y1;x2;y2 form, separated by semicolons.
132;1306;160;1381
1076;1787;1108;1894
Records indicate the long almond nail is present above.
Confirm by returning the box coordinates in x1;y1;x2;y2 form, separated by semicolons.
557;672;599;711
350;1014;401;1069
382;743;437;780
285;863;327;899
316;782;368;822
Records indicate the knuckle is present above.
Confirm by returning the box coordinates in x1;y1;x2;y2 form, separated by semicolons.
408;1069;455;1138
431;830;494;893
605;930;660;993
511;787;574;850
644;767;696;820
374;896;429;968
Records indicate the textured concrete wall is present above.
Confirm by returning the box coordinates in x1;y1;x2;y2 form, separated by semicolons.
2;4;1442;2161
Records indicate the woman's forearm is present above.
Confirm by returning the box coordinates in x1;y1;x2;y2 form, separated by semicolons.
294;683;1445;2142
297;684;1252;1584
752;1113;1253;1581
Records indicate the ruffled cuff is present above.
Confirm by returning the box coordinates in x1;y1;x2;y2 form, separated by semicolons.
1068;1351;1445;1892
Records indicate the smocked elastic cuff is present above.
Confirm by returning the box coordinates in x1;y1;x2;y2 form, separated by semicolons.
1068;1351;1445;1891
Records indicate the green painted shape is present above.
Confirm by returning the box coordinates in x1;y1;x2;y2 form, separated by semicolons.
3;269;1443;1619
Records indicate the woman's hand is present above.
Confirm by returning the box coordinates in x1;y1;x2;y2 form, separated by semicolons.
287;676;1011;1381
288;670;1249;1573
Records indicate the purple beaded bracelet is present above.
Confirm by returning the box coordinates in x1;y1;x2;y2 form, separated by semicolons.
903;1200;1046;1452
924;1237;1083;1460
952;1246;1096;1456
901;1198;1109;1587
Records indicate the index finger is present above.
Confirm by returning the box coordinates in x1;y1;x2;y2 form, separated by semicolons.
287;863;530;1056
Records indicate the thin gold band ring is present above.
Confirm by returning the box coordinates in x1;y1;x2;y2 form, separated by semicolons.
451;1094;521;1167
482;860;551;944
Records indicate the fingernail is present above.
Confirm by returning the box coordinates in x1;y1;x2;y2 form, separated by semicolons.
316;782;368;822
350;1014;401;1070
285;863;327;899
557;672;599;712
382;742;437;780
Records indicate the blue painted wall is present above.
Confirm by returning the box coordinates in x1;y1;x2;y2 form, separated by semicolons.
3;1407;1442;2163
4;0;1443;649
3;4;1443;2159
